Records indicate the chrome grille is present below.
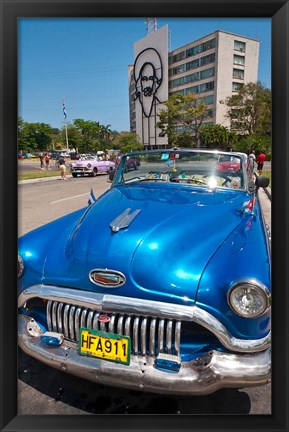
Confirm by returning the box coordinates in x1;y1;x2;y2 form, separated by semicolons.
47;300;181;356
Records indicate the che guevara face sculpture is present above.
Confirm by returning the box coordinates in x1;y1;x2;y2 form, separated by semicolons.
134;48;163;117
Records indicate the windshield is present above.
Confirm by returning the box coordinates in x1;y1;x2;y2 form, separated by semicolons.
114;151;246;191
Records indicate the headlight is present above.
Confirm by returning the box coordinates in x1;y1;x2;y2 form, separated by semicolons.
18;254;24;278
87;163;91;168
228;279;271;318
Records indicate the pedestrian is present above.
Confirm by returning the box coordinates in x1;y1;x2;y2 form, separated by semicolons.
39;152;44;170
257;151;266;175
57;156;67;180
247;149;256;178
44;153;50;170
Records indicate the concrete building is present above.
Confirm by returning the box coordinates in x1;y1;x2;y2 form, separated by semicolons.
129;26;260;148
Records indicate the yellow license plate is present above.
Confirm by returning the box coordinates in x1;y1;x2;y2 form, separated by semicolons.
78;328;131;365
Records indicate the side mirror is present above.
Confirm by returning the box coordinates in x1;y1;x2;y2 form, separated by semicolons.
255;176;270;189
108;170;115;182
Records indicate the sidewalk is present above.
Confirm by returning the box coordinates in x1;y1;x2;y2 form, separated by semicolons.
258;186;271;230
19;175;61;185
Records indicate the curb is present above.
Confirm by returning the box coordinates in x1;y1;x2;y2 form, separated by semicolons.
19;175;62;185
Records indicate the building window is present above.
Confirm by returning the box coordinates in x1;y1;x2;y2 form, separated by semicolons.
170;67;214;89
186;45;200;57
186;59;199;71
200;94;214;105
186;71;200;84
200;53;216;66
186;85;199;95
200;67;215;80
169;64;186;76
170;51;186;64
170;89;186;96
234;40;246;52
199;39;216;52
233;55;245;65
233;68;244;79
232;82;243;91
199;81;214;93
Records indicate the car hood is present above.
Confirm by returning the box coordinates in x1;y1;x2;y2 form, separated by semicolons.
43;184;247;305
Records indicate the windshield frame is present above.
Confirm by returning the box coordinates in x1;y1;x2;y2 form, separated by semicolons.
112;149;249;192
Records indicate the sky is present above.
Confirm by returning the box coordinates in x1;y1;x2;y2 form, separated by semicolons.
18;18;271;133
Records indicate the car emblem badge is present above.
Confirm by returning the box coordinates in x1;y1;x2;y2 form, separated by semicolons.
89;269;126;287
97;314;110;323
110;208;141;233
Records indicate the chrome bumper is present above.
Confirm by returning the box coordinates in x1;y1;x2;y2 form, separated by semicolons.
18;314;271;395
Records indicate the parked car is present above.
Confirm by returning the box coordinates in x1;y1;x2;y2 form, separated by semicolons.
70;157;115;177
215;155;241;172
23;153;37;159
70;152;80;160
18;149;271;395
116;155;140;172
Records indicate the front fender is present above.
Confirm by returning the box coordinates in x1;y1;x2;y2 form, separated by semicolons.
18;207;87;292
196;207;271;340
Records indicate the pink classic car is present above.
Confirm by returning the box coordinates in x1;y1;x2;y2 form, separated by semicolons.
70;157;115;177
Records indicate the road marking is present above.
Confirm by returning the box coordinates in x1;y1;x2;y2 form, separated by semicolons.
50;193;89;204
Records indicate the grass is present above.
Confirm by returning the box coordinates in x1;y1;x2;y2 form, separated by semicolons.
19;170;61;181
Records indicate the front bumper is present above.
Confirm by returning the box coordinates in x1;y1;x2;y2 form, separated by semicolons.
18;314;271;395
71;167;92;174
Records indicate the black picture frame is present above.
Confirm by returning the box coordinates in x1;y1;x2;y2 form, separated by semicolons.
1;1;288;431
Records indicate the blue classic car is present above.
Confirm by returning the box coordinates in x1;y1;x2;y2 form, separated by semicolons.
18;149;271;395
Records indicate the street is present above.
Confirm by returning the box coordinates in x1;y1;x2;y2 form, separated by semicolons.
18;173;271;414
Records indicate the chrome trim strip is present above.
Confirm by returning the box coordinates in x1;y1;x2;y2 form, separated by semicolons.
166;320;172;354
133;317;139;354
63;304;70;338
75;307;81;340
69;306;75;340
158;320;164;353
141;318;147;356
175;321;181;356
150;319;156;356
87;310;93;329
92;313;99;331
19;285;271;352
117;316;124;335
52;302;58;332
124;316;131;337
47;300;52;331
108;315;115;333
57;303;63;334
80;309;87;329
110;208;141;233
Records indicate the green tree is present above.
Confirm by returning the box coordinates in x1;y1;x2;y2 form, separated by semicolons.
18;118;53;152
112;132;143;153
59;124;82;151
157;94;212;147
224;82;271;136
200;124;237;150
73;119;101;153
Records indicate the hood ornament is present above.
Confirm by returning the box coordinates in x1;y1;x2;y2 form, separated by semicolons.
110;208;141;233
89;269;126;288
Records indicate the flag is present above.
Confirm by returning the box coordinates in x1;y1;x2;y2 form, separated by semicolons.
62;99;67;118
88;188;97;206
242;196;255;215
